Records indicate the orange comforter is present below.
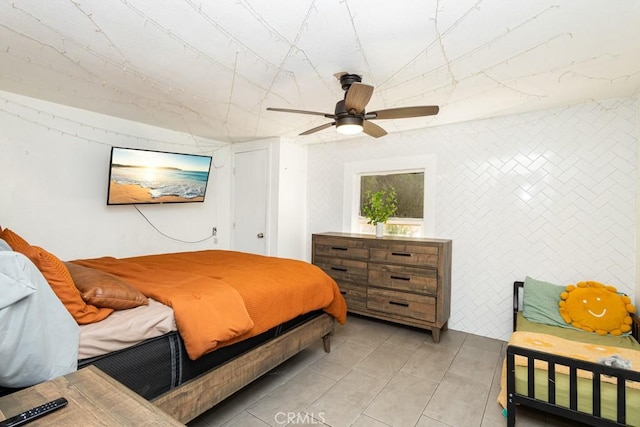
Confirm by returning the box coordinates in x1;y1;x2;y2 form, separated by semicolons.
74;250;346;360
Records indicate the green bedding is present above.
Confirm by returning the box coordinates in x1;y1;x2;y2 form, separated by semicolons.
511;312;640;425
516;312;640;350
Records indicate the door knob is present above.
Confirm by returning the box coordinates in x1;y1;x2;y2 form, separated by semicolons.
257;233;264;238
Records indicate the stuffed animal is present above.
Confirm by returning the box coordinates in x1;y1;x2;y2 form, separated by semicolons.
559;281;635;336
598;354;632;369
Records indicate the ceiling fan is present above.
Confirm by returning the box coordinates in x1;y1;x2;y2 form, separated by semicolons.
266;73;439;138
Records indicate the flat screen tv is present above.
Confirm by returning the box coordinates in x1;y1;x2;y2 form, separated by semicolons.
107;146;212;205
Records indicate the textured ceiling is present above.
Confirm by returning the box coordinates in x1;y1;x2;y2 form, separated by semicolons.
1;1;639;144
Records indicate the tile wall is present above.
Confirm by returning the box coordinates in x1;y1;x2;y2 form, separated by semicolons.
306;98;637;340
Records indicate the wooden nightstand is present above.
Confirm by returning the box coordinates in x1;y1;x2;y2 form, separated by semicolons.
0;366;183;426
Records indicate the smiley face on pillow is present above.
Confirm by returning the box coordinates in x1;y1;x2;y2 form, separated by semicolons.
559;281;635;336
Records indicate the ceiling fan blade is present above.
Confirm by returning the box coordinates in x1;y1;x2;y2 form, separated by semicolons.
362;120;387;138
345;82;374;114
267;107;335;119
368;105;439;120
333;71;349;80
300;122;335;136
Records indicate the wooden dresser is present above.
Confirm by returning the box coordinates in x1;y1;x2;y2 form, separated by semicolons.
312;232;452;342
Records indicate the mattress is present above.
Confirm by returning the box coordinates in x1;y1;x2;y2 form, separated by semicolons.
78;298;176;359
75;310;324;400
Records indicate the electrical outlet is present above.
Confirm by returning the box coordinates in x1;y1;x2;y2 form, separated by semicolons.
212;227;217;236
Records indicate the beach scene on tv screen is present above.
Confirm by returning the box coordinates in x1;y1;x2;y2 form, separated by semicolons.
108;148;212;204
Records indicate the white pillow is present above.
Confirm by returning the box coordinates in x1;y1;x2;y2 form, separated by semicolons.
0;238;11;251
0;251;80;387
0;262;35;309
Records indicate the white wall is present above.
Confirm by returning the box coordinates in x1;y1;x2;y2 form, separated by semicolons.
277;138;308;260
306;98;638;341
0;90;232;260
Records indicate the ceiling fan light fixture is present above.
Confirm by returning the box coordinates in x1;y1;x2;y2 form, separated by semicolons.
336;116;363;135
267;72;439;137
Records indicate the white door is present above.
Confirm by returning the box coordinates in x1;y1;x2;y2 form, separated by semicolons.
232;148;268;255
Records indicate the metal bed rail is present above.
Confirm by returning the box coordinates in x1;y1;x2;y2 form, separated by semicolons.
506;344;640;426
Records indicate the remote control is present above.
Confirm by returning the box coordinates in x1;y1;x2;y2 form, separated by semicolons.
0;397;68;427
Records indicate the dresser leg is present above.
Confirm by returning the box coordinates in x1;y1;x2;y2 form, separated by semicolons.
431;328;441;343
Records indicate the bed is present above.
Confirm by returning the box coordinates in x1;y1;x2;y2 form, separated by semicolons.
0;228;347;424
499;279;640;426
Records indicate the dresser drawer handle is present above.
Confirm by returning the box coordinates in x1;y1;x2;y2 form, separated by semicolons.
331;267;348;272
331;246;348;251
391;252;412;257
340;290;347;295
390;275;410;281
389;301;409;307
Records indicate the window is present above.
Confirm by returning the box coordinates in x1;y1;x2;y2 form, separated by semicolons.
343;156;436;237
359;172;424;236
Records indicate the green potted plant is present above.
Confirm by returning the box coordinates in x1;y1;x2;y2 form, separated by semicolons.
362;188;398;237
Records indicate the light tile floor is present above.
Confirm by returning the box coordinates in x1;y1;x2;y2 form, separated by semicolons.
187;314;581;427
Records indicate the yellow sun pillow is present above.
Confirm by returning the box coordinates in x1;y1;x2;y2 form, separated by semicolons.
559;281;635;336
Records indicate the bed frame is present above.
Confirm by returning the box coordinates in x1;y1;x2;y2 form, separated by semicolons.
152;312;334;424
0;306;335;425
0;313;334;424
507;281;640;427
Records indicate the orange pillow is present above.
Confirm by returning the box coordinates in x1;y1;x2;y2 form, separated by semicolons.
65;262;148;310
20;246;113;324
0;228;30;251
559;281;636;336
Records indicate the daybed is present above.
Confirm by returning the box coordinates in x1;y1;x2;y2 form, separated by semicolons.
499;278;640;426
0;228;347;424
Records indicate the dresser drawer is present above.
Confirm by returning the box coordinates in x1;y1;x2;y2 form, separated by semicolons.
313;235;369;260
336;281;367;311
368;263;437;294
367;288;436;322
314;256;368;282
369;243;439;268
